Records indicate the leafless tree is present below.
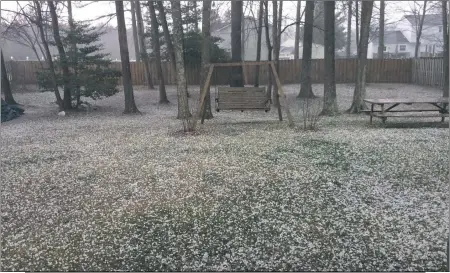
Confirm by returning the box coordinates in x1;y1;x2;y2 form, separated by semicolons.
130;0;141;62
347;0;374;113
1;51;18;105
321;0;338;116
263;0;273;99
148;1;169;103
230;0;244;87
48;0;72;110
377;0;385;59
442;0;449;97
346;0;352;58
34;0;64;110
294;0;301;60
135;1;155;90
200;0;213;120
297;0;316;98
171;1;192;125
115;0;139;114
254;1;264;87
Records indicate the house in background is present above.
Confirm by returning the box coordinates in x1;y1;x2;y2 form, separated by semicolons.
279;38;325;60
370;31;413;58
212;17;273;61
369;14;444;58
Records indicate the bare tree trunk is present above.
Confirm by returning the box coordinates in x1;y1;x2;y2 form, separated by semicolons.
157;1;176;72
321;0;338;115
414;1;428;58
156;1;189;97
264;1;273;99
115;1;139;114
200;0;213;120
231;0;244;87
171;1;192;122
443;0;449;97
193;1;199;32
135;1;155;90
272;0;280;107
294;0;301;60
377;0;385;59
254;0;264;87
346;0;352;58
297;0;316;98
355;0;359;50
148;1;169;103
347;0;374;113
130;0;141;62
48;0;72;110
1;51;17;105
68;0;81;107
34;0;63;110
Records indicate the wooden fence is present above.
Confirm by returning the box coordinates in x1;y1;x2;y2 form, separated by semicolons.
7;58;423;86
411;58;445;88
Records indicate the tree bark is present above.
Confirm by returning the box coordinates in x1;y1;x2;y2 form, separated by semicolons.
200;0;213;120
130;0;141;62
297;0;316;98
171;1;192;121
443;0;449;97
157;1;176;72
135;1;155;90
264;1;273;99
377;0;385;59
355;0;359;51
1;51;17;105
272;0;280;107
346;0;352;58
321;0;338;116
193;1;199;32
254;0;264;87
34;0;63;110
230;0;244;87
148;1;169;103
67;0;81;107
48;0;72;110
294;0;301;60
156;1;189;97
414;1;428;58
115;1;139;114
347;0;374;113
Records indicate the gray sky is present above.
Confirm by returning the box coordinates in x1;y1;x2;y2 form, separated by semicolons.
1;0;417;30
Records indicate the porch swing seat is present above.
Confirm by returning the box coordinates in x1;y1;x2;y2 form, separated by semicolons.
215;87;271;112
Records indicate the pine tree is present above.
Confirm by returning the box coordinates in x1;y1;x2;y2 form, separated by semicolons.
36;21;121;107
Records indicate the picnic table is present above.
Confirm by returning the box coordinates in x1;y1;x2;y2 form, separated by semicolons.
363;98;449;124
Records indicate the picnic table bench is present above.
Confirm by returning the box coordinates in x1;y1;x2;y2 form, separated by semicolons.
363;98;449;124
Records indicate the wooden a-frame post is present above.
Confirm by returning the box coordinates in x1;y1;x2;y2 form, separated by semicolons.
192;61;295;130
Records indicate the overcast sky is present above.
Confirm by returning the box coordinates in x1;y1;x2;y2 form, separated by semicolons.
0;1;432;31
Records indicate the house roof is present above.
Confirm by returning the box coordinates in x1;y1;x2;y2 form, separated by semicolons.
372;31;410;45
404;14;442;26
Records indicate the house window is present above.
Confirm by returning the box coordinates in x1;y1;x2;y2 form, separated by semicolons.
399;45;406;51
439;26;443;32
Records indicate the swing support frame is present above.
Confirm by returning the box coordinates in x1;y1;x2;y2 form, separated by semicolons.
192;61;295;130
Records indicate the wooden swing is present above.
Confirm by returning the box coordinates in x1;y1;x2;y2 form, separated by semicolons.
192;61;294;130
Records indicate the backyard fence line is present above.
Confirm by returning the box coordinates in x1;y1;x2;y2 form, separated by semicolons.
411;58;445;88
6;58;442;87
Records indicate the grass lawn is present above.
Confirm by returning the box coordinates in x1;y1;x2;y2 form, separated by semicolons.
1;83;448;271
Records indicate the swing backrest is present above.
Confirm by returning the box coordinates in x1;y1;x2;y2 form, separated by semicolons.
216;87;270;111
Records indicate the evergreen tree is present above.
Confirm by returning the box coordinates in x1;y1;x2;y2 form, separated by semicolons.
36;21;121;108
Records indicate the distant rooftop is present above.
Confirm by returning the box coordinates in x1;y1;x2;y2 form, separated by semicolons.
403;14;442;26
372;30;410;44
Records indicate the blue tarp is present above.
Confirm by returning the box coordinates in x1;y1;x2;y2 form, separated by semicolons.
1;99;24;122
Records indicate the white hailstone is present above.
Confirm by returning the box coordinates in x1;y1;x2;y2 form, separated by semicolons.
58;111;66;116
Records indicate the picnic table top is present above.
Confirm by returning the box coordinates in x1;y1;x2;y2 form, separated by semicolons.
364;97;448;104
